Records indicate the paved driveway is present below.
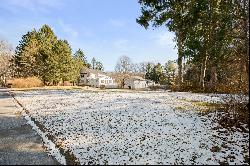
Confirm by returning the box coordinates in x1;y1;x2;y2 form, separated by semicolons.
0;88;58;165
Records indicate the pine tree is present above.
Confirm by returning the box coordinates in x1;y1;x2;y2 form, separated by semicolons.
14;29;40;77
37;24;58;83
91;58;96;69
74;49;87;66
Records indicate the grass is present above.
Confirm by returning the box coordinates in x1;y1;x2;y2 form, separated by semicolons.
10;85;86;91
9;77;43;88
176;98;225;113
192;101;225;113
192;101;222;107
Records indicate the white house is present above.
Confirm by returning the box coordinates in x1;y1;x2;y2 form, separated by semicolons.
124;76;155;90
79;67;117;88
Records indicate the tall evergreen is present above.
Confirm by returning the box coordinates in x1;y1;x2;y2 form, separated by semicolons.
14;24;87;85
14;29;40;77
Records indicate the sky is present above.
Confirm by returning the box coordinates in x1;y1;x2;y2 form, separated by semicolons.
0;0;178;71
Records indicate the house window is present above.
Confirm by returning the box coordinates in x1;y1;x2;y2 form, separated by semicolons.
109;80;112;83
101;80;104;83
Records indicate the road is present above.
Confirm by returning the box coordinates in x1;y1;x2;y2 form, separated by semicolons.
0;88;58;165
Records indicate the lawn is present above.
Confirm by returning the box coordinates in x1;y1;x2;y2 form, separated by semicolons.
13;89;249;165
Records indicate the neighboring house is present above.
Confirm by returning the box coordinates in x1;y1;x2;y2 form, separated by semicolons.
79;67;117;88
124;76;155;90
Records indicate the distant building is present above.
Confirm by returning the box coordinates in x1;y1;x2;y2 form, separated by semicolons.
124;76;155;90
79;67;117;88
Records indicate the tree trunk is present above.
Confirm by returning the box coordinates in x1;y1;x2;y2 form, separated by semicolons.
209;66;217;90
199;55;208;89
176;31;183;90
243;0;249;93
238;0;249;92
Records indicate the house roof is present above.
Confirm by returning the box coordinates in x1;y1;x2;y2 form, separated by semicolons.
80;67;106;75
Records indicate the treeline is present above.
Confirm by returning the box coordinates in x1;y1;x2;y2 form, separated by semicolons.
145;61;176;86
13;24;103;85
114;55;177;87
137;0;249;94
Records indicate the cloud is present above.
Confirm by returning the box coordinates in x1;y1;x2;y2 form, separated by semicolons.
0;0;64;13
153;31;176;47
109;19;126;28
58;20;78;38
113;39;129;51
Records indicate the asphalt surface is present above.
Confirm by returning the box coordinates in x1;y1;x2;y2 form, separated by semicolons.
0;88;59;165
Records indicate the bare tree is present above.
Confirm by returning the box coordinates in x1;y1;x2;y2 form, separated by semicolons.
115;55;132;73
131;63;140;73
0;39;14;86
138;62;148;73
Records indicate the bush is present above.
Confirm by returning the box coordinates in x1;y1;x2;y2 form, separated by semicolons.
10;77;43;88
208;93;249;132
100;85;106;90
149;85;167;91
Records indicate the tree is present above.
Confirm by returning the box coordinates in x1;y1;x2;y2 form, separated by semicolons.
14;29;41;77
131;63;140;73
90;57;104;71
73;49;89;84
151;63;164;84
37;24;58;83
138;62;148;74
137;0;190;89
164;60;177;86
51;40;74;84
115;55;132;73
14;24;58;83
95;61;104;71
74;49;88;66
14;24;83;85
91;58;96;69
145;62;165;84
145;63;153;80
0;40;14;85
137;0;249;93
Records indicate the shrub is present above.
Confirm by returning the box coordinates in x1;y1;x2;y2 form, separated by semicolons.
149;85;167;91
100;85;106;90
10;77;43;88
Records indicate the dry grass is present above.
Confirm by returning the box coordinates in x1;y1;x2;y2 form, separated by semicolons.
9;77;43;88
10;85;83;91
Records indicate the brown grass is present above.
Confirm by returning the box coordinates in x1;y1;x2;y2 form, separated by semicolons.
9;77;43;88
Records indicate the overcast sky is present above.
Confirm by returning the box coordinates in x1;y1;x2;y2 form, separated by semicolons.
0;0;178;71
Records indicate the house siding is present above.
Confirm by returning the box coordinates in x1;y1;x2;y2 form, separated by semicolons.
79;68;117;88
124;77;155;90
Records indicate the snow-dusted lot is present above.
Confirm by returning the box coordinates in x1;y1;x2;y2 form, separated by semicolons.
14;90;249;165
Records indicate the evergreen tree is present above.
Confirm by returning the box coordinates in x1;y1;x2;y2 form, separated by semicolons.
37;24;58;83
137;0;249;93
14;29;40;77
145;63;152;80
51;40;74;83
95;61;104;71
14;24;82;85
91;58;96;69
74;49;87;66
164;60;177;86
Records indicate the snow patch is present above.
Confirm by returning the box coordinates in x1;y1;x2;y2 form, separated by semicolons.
14;90;249;165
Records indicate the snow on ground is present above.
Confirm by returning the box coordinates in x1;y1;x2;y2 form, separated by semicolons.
14;90;249;165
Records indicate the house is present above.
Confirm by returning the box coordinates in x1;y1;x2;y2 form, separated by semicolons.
124;76;155;90
79;67;117;88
